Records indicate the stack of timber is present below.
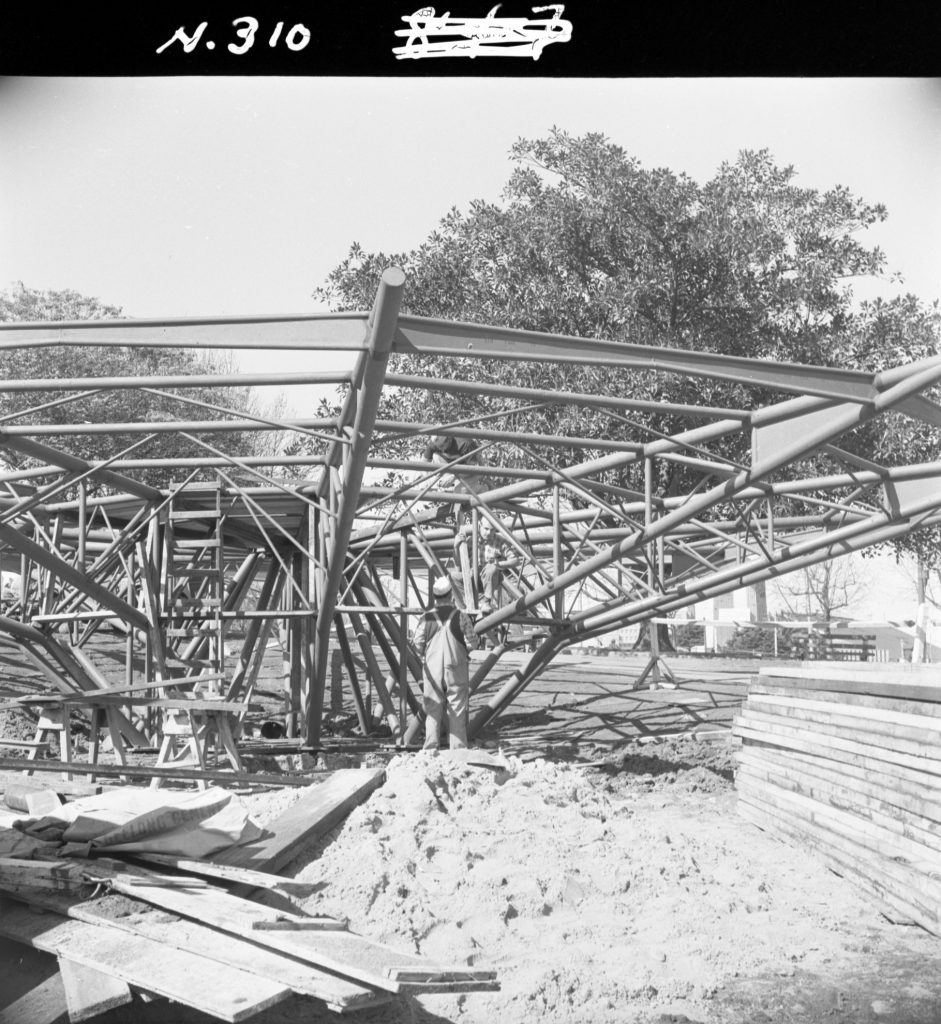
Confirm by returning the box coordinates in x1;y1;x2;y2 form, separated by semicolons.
734;664;941;936
0;767;498;1022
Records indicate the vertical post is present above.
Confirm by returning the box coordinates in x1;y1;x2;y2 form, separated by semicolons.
913;559;928;663
633;456;675;689
471;506;480;608
553;483;563;622
309;267;405;746
125;548;135;692
225;558;283;702
77;482;87;571
299;516;312;732
291;555;303;736
280;578;292;736
645;457;661;685
398;530;408;743
19;554;27;621
289;553;303;737
333;614;371;734
307;504;319;731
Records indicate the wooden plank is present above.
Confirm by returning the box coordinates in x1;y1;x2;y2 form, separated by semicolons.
749;681;941;720
738;705;941;773
127;853;322;896
735;710;941;775
737;785;941;924
214;767;386;872
0;899;292;1022
0;757;315;788
745;695;941;747
85;859;495;995
736;747;941;836
748;688;941;729
58;957;132;1022
736;760;941;857
756;669;941;704
734;720;941;791
760;663;941;683
15;694;256;713
18;889;389;1013
0;970;67;1024
250;917;348;932
0;859;87;896
387;967;498;983
736;742;941;813
737;780;940;903
736;777;941;905
737;798;940;935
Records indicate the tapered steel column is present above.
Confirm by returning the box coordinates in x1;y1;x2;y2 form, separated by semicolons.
308;267;404;745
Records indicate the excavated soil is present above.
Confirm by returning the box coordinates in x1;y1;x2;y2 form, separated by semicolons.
3;735;941;1024
248;737;941;1024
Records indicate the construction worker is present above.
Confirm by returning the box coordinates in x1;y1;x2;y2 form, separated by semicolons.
412;576;479;750
477;518;506;613
422;433;486;529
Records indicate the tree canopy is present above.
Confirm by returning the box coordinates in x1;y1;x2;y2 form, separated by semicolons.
313;130;940;556
320;132;889;355
0;282;267;490
844;294;941;570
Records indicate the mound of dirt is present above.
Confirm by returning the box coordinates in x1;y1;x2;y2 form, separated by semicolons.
0;709;37;756
283;746;941;1024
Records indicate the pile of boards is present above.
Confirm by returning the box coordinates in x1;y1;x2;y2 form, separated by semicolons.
734;664;941;937
0;767;497;1022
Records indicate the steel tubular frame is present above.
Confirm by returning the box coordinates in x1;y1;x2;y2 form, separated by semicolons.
0;267;939;752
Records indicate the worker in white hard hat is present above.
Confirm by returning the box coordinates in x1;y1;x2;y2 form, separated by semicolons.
411;575;479;750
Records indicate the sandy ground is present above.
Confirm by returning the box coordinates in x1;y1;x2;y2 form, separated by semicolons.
235;737;941;1024
2;656;941;1023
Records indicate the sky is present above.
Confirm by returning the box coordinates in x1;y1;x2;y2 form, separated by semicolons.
1;75;939;619
1;77;939;340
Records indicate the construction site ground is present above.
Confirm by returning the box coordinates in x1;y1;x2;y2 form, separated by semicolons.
3;651;941;1024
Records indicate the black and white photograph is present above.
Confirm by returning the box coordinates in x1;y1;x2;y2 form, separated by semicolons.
0;9;940;1024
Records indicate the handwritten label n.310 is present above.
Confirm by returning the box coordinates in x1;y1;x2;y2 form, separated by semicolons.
156;18;311;55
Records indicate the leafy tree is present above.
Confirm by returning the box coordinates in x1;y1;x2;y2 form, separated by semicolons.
312;129;941;656
721;625;781;658
672;620;705;651
772;556;869;622
844;296;941;559
834;294;941;659
0;283;271;490
313;130;892;499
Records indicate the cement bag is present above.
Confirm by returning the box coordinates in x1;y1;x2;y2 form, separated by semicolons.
21;788;159;843
60;788;262;857
99;799;264;858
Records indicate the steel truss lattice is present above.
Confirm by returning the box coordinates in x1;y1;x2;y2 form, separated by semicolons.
1;266;939;748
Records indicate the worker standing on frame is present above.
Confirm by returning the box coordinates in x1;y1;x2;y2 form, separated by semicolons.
412;576;479;750
423;433;486;529
477;518;505;612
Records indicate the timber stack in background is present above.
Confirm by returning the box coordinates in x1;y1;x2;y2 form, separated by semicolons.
734;664;941;937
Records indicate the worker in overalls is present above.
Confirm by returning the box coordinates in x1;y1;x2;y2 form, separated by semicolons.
412;576;479;750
